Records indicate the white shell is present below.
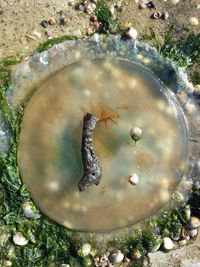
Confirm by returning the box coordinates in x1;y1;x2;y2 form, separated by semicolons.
190;17;199;26
130;127;142;140
81;243;91;256
126;28;138;40
163;237;174;250
109;251;124;263
13;233;29;246
189;229;198;237
128;173;139;185
23;202;40;219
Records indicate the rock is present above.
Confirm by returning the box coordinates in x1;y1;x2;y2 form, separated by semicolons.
40;20;48;28
81;243;91;256
131;248;142;259
13;233;29;246
190;17;199;26
0;4;3;15
130;127;142;142
128;173;139;185
163;237;174;250
190;216;200;229
125;28;138;40
23;202;40;219
93;21;100;31
189;229;198;238
194;85;200;95
147;1;156;9
109;251;124;264
161;11;169;20
151;11;162;19
48;18;57;25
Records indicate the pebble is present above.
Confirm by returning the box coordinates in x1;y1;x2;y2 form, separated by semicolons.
194;84;200;95
131;248;142;259
86;4;95;15
147;1;156;9
171;0;180;4
48;18;57;26
0;4;3;15
163;237;174;250
190;17;199;26
161;11;169;20
109;251;124;264
128;173;139;185
130;126;142;141
125;27;138;40
192;180;200;190
13;233;29;246
93;21;101;31
189;229;198;238
41;20;48;28
190;216;200;229
23;202;40;219
81;243;91;256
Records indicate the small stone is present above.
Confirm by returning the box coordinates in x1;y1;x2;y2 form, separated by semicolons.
131;248;142;259
138;3;147;9
190;216;200;229
190;17;199;26
124;21;132;29
93;21;100;31
189;229;198;237
125;27;138;39
194;84;200;95
161;11;169;20
48;18;57;25
60;17;67;25
90;15;98;22
146;1;156;9
150;11;162;19
23;202;40;219
179;239;187;246
0;5;3;15
130;127;142;142
85;4;94;15
109;251;124;264
192;180;200;190
81;243;91;256
128;173;139;185
163;237;174;250
40;20;48;28
76;3;85;11
171;0;180;4
13;233;29;246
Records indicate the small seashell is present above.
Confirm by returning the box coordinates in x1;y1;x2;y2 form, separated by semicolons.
13;233;29;246
125;27;138;40
161;11;169;20
189;229;198;238
81;243;91;256
150;11;162;19
109;251;124;264
190;216;200;229
48;18;57;25
128;173;139;185
163;237;174;250
130;127;142;142
189;17;199;26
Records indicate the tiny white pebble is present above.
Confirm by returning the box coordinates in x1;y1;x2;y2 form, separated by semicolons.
190;17;199;26
13;233;29;246
82;243;91;256
130;127;142;141
189;229;198;237
126;27;138;40
128;173;139;185
163;237;174;250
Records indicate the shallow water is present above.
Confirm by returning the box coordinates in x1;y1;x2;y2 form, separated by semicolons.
18;58;188;232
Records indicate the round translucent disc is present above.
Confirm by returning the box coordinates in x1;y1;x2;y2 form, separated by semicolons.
18;59;188;232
